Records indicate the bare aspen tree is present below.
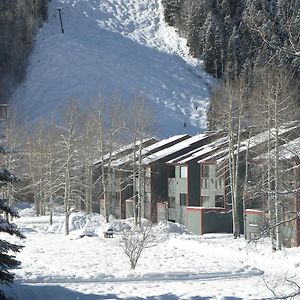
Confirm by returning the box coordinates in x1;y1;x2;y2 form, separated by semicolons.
43;123;62;225
57;99;81;235
128;95;154;226
95;97;109;219
25;126;43;216
21;118;62;223
106;99;125;220
32;122;58;219
241;128;252;239
77;108;98;215
94;96;125;222
244;1;300;58
256;66;298;250
36;125;48;216
27;136;38;215
45;131;55;225
211;78;250;238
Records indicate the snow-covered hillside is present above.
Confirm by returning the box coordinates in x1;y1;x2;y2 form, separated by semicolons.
12;0;214;137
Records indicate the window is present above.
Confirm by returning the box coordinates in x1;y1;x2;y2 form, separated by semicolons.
179;166;188;178
202;178;209;189
180;193;187;206
215;178;223;189
201;165;210;178
168;166;175;178
215;195;225;208
146;167;151;178
168;197;175;208
219;178;223;189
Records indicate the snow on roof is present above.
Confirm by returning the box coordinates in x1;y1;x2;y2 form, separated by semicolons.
167;136;228;164
255;136;300;161
141;134;190;153
235;123;299;155
93;137;157;165
166;148;204;164
141;133;209;165
199;122;300;164
110;134;190;167
198;142;229;164
276;137;300;160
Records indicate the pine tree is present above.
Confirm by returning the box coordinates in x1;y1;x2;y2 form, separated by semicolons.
161;0;182;27
186;2;205;57
226;26;241;78
0;147;24;299
203;13;224;77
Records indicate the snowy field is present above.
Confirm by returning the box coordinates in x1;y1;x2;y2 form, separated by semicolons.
3;204;300;300
12;0;215;137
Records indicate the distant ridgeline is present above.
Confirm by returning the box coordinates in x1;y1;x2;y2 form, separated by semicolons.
161;0;300;81
0;0;48;104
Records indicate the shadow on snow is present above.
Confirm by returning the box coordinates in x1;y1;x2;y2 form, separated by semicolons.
1;282;235;300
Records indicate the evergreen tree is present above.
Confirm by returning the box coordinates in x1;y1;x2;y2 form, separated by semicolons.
161;0;182;27
161;0;300;80
0;146;24;299
186;2;206;57
226;26;241;79
203;13;224;77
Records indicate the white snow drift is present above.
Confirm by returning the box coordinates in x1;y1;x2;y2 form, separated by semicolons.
2;205;300;299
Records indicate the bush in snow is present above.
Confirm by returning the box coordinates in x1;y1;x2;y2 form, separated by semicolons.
121;221;156;270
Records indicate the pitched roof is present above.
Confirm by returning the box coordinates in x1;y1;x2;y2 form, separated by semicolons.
255;136;300;161
167;136;228;164
141;133;212;165
110;134;190;168
198;121;300;164
93;137;157;166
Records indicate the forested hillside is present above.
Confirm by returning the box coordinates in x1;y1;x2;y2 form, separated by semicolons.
161;0;300;81
0;0;48;104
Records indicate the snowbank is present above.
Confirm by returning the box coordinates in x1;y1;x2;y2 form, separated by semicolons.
3;203;300;299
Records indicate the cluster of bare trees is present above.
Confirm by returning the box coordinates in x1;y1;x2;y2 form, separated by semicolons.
2;96;154;235
209;63;300;251
245;0;300;59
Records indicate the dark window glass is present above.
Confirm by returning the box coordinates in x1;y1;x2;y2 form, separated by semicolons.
201;165;210;177
215;195;224;208
169;166;175;178
180;193;187;206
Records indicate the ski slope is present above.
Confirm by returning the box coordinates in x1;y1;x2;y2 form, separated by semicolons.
12;0;214;137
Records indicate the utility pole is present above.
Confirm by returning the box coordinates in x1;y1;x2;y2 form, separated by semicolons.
57;7;64;34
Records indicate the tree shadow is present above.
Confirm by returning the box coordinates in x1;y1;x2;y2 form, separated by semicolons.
2;283;216;300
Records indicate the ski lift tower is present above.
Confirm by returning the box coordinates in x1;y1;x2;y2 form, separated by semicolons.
57;7;64;34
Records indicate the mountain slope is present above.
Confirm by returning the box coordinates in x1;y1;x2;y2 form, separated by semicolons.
12;0;214;137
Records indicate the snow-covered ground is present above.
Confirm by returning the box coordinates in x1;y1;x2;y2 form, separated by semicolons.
3;204;300;299
12;0;215;137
